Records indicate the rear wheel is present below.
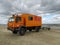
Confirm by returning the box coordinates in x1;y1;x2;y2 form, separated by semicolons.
29;29;32;32
35;27;40;32
19;28;26;36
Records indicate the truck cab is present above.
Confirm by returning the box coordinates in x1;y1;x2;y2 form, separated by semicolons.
8;15;24;28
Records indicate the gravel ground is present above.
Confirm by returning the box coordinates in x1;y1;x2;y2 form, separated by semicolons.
0;25;60;45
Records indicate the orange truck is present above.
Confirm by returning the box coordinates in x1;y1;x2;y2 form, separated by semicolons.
7;13;42;36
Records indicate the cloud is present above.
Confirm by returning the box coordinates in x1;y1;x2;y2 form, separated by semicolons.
40;0;60;13
0;0;60;24
0;15;8;24
42;14;60;24
1;0;60;15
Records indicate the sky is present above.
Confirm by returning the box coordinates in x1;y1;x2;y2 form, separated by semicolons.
0;0;60;24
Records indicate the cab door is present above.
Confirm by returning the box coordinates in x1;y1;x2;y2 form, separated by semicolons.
15;16;24;27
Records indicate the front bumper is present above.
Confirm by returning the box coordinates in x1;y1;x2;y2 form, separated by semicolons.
7;27;19;31
7;27;13;31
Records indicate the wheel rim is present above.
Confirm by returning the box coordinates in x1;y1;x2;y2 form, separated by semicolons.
21;28;24;33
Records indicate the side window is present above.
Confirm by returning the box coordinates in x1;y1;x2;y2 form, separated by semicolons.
28;16;33;20
16;17;21;22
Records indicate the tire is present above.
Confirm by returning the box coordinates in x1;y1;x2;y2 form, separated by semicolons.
13;30;17;34
35;27;40;32
29;29;32;32
48;28;50;31
19;28;26;36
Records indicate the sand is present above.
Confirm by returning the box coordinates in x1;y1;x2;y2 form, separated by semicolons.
0;25;60;45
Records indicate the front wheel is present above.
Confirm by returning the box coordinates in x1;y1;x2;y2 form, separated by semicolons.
13;30;17;34
19;28;26;36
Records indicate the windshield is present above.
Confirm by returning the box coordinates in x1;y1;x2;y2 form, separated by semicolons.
8;17;14;22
